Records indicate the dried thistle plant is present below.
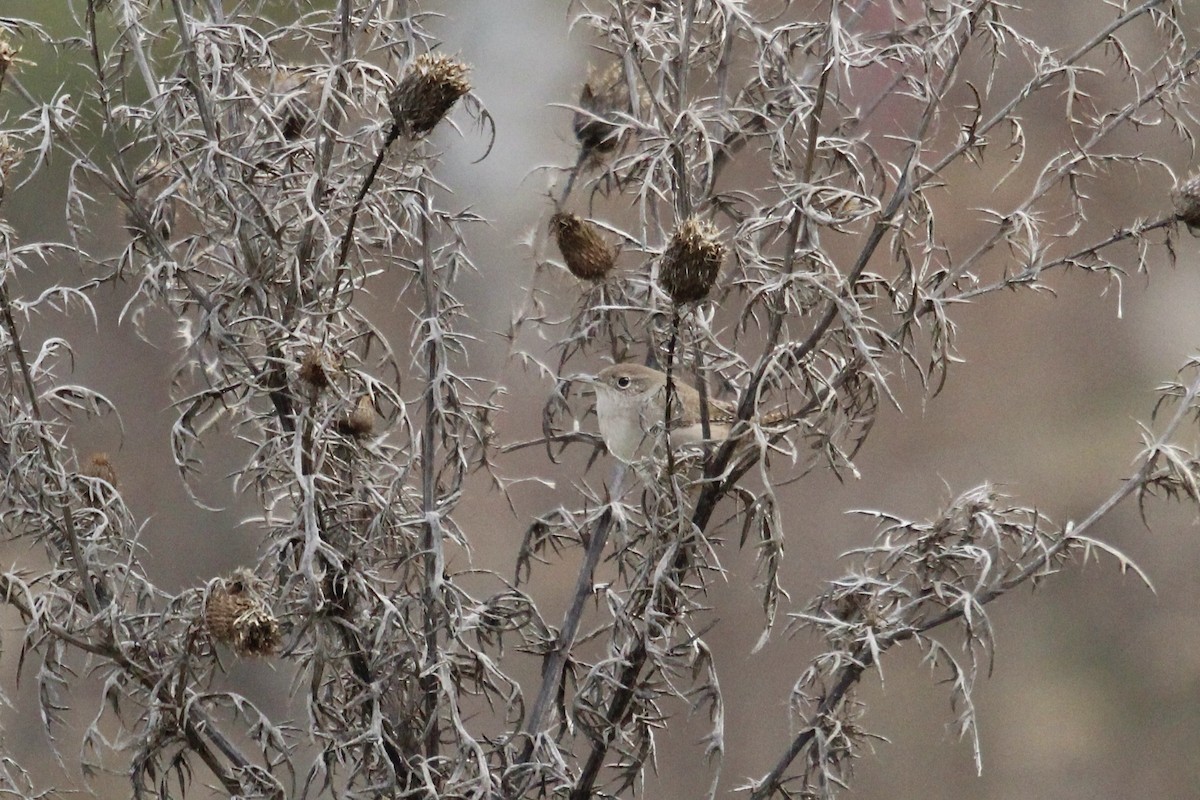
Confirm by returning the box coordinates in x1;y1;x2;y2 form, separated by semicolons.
573;60;631;156
1;2;1199;800
204;569;280;657
123;158;177;241
387;52;472;137
550;211;618;280
0;36;16;83
659;216;725;303
298;347;337;391
80;452;118;485
337;393;377;438
1173;172;1200;233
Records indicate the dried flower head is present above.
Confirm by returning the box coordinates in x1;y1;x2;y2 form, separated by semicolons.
550;212;616;281
388;53;471;137
232;605;282;657
338;394;377;438
204;570;279;656
298;348;338;391
204;570;257;643
81;453;118;486
0;37;17;82
573;61;630;155
659;217;725;303
1173;173;1200;233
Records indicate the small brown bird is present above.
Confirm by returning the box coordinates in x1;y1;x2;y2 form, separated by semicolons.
591;364;737;463
590;363;796;463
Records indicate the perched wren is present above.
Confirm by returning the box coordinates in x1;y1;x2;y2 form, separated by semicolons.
592;363;747;464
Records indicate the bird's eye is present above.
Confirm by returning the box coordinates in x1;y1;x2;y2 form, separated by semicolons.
616;376;632;389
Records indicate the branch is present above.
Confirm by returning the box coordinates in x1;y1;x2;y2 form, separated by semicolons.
418;178;444;760
0;285;101;614
748;362;1200;800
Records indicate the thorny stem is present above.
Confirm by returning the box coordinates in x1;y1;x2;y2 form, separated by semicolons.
568;638;649;800
671;0;697;219
0;577;252;795
516;491;621;768
165;0;341;435
0;285;102;614
145;664;259;794
574;9;980;797
418;179;444;760
747;365;1200;800
926;0;1171;183
739;0;978;423
739;0;839;427
294;0;354;287
705;0;875;206
949;216;1177;302
180;720;245;796
725;38;1200;480
330;123;404;306
926;43;1200;303
676;4;984;529
663;306;681;477
694;339;713;450
174;267;297;434
84;1;110;117
559;149;589;208
4;8;278;791
112;0;162;108
317;516;416;784
706;101;1197;518
168;0;218;140
64;7;301;433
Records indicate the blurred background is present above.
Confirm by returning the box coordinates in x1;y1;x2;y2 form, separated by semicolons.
2;1;1199;798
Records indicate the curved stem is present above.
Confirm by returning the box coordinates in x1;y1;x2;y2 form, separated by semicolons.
329;124;403;306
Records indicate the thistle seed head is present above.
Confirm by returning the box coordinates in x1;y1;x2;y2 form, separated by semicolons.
232;606;282;657
298;348;337;391
204;570;258;644
659;217;725;303
0;38;17;82
204;569;279;656
550;212;616;281
338;394;377;438
388;53;471;137
82;453;118;486
573;61;630;155
1174;173;1200;233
